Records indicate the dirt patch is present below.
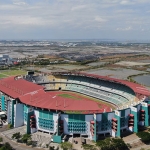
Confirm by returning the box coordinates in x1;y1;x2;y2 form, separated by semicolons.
115;61;150;66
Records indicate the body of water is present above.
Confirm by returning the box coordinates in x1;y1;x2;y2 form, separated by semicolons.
133;74;150;87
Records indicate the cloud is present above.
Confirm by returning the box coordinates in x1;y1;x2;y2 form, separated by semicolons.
95;16;107;23
120;0;134;5
12;0;26;5
71;5;87;11
0;0;150;40
116;27;132;31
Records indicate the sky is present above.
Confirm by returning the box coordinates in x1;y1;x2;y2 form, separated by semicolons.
0;0;150;41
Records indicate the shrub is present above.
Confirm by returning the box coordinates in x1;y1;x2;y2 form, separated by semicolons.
136;132;150;143
8;124;13;129
82;144;98;150
12;132;21;141
27;140;32;146
0;142;13;150
0;137;3;143
96;137;128;150
126;143;132;148
49;146;55;150
21;134;31;144
60;142;72;150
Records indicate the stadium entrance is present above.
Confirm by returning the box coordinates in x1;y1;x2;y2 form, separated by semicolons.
73;134;80;138
97;133;111;140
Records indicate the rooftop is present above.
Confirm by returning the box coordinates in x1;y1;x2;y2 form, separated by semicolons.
19;90;111;113
0;76;43;98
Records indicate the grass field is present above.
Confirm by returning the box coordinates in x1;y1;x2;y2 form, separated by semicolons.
58;93;81;100
56;91;116;110
0;74;8;78
0;70;27;78
70;91;116;110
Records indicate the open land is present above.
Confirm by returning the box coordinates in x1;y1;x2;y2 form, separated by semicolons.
86;68;146;79
1;41;150;87
0;70;27;78
115;61;150;66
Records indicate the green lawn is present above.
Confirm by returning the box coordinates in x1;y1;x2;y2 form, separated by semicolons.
0;70;27;76
0;74;8;78
58;93;81;100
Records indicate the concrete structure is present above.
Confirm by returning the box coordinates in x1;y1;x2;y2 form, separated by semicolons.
0;72;150;143
0;54;17;66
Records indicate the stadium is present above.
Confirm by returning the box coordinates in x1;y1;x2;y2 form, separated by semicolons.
0;71;150;143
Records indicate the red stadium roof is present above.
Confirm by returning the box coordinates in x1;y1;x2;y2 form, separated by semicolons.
19;91;111;113
0;76;44;98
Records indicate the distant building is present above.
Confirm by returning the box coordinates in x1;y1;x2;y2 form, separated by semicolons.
0;54;17;66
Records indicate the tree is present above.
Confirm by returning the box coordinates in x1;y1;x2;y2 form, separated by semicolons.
12;132;22;141
0;142;13;150
96;138;128;150
136;132;150;143
21;134;31;144
60;142;72;150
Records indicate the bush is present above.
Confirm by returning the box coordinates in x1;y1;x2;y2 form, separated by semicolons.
136;132;150;143
49;146;55;150
96;138;129;150
148;128;150;132
21;134;31;144
8;124;13;129
27;140;32;146
126;143;132;148
12;132;21;141
0;137;3;143
0;142;13;150
82;144;98;150
60;142;72;150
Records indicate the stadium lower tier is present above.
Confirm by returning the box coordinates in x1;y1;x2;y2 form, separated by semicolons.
42;83;134;108
1;92;150;143
26;74;138;108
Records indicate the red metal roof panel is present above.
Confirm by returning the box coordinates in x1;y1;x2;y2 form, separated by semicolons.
19;91;111;113
0;76;44;98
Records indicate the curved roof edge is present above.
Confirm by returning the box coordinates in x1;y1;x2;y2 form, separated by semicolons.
18;90;111;114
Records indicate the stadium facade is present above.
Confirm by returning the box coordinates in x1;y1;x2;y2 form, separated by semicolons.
0;72;150;143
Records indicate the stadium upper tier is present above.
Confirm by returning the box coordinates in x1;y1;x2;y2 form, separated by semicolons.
23;72;150;109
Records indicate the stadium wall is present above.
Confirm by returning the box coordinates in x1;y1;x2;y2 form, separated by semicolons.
0;73;150;143
0;97;150;142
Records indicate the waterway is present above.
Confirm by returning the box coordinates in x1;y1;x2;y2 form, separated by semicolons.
133;74;150;87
